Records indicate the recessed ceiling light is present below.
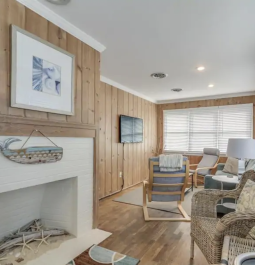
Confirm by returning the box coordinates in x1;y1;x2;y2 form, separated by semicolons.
197;66;205;71
45;0;71;5
150;73;168;79
171;88;182;92
208;84;214;88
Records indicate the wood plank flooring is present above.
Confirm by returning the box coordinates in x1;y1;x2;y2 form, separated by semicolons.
98;184;207;265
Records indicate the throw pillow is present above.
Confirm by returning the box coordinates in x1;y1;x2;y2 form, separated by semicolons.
222;157;238;175
236;179;255;213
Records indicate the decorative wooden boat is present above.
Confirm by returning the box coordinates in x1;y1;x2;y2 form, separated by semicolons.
0;131;63;164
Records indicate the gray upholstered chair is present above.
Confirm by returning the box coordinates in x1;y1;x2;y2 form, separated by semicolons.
190;148;220;188
143;156;190;222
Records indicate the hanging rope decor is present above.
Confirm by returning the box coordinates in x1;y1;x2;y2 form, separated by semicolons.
0;130;63;164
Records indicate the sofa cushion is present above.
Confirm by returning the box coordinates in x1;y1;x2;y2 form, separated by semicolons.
246;159;255;171
236;179;255;213
222;157;238;175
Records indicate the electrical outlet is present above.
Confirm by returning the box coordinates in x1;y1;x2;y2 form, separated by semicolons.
119;171;123;178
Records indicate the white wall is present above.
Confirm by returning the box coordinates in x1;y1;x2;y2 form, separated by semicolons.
0;184;45;239
41;177;77;235
0;136;94;239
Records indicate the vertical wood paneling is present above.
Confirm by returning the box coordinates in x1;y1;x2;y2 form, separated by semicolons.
98;82;106;198
1;1;100;125
137;97;142;182
141;99;145;182
88;49;95;125
82;44;95;124
123;91;129;189
47;22;67;122
24;8;48;120
97;83;157;198
81;44;90;124
111;86;118;193
0;0;9;115
133;96;138;185
105;84;112;195
2;1;99;125
128;93;134;186
117;90;124;190
66;36;81;123
144;100;149;178
94;51;100;126
7;0;25;117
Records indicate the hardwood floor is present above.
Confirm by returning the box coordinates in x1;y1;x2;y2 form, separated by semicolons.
98;184;207;265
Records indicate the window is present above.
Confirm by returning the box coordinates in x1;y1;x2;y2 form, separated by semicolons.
163;104;253;154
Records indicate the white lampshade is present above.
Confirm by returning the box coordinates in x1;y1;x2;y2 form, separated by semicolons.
227;138;255;159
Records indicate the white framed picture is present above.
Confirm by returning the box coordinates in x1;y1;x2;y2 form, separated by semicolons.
11;25;75;115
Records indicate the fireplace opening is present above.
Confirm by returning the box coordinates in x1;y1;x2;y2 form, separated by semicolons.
0;177;78;264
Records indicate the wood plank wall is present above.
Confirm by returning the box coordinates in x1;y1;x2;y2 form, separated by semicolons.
98;82;157;198
0;0;158;199
157;96;255;167
0;0;99;125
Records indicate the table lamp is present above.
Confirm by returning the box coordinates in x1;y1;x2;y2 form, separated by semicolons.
226;138;255;175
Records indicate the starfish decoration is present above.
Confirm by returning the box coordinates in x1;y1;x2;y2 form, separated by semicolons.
15;234;34;255
34;230;51;253
30;220;43;232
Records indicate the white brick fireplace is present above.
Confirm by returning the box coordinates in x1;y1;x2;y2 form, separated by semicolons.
0;136;111;265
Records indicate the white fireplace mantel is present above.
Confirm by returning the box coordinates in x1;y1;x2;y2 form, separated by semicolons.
0;136;111;265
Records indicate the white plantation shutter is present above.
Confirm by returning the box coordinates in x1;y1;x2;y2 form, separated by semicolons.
163;104;253;153
163;109;189;152
218;104;253;153
189;107;218;153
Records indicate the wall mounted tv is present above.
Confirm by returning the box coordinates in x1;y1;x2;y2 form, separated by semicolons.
119;115;143;143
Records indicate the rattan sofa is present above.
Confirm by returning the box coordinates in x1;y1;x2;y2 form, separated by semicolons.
190;170;255;264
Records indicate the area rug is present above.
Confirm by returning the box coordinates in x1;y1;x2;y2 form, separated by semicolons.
68;245;140;265
114;186;201;215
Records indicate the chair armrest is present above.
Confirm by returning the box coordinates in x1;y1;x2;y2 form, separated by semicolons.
190;164;198;167
217;163;225;171
216;212;255;239
195;165;217;172
191;189;239;218
143;180;149;187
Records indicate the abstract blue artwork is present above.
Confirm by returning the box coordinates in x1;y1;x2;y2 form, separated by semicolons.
32;56;61;96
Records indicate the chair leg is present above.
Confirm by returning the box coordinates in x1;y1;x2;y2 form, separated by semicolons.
190;238;195;259
142;181;149;221
194;172;198;188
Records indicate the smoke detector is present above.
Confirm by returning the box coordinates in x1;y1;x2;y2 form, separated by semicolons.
150;73;168;79
45;0;71;5
171;88;183;92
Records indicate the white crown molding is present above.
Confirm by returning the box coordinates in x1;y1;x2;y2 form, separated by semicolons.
16;0;106;52
100;76;157;103
157;91;255;104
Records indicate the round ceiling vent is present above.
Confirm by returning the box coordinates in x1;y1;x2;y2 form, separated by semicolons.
150;73;168;79
171;88;183;92
45;0;71;5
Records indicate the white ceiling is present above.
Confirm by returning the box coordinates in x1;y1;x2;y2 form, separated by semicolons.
37;0;255;103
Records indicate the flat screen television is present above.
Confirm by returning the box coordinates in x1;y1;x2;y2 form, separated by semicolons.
119;115;143;143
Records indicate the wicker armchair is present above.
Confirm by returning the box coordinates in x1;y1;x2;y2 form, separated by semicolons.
220;235;255;265
190;170;255;264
